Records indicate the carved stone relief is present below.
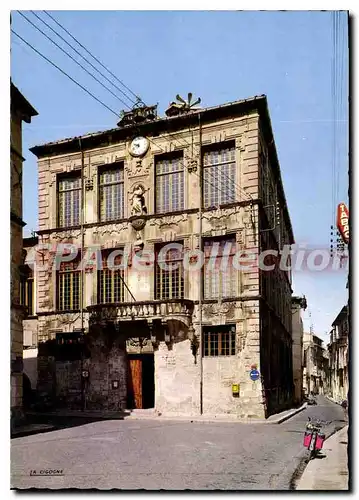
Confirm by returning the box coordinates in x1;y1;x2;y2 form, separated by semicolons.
125;159;151;178
51;230;82;242
149;214;188;229
203;301;236;319
92;223;128;237
91;152;124;166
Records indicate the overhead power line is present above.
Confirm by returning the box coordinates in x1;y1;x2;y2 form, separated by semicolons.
43;10;143;105
11;29;120;118
13;21;251;204
34;11;252;203
17;11;131;110
29;10;137;108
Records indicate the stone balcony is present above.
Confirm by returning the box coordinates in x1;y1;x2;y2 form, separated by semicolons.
87;299;194;328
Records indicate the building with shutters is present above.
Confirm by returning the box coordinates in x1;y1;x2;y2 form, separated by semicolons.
327;305;349;403
28;94;295;419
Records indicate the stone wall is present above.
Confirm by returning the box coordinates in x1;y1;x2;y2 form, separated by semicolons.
30;103;294;418
291;305;304;404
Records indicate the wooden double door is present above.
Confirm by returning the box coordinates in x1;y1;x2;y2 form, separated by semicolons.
127;354;155;409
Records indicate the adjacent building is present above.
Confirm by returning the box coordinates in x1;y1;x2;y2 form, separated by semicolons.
327;305;349;403
302;332;328;396
22;236;39;407
10;82;38;426
29;94;295;419
291;296;307;405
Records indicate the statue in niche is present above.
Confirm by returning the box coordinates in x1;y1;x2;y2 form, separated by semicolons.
131;185;147;216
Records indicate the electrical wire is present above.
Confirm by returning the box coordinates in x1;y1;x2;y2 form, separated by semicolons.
43;10;143;105
11;29;120;119
17;11;131;110
13;25;252;205
28;10;253;205
29;10;137;108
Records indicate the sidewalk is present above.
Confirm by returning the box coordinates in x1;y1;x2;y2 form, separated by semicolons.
296;426;349;490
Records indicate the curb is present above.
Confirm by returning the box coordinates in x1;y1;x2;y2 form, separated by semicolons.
293;425;348;490
127;403;308;424
267;403;308;424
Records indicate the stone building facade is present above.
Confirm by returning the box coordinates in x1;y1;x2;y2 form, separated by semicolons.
302;333;328;396
291;296;306;405
22;236;39;404
10;82;38;425
29;95;294;419
327;305;349;403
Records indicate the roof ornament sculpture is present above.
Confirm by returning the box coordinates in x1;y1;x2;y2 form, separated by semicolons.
165;93;201;117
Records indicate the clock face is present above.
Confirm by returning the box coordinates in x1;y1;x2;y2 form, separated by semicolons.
129;136;149;157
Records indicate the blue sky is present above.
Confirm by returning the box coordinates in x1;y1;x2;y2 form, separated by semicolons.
10;10;349;340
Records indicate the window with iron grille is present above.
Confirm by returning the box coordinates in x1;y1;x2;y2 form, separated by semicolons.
203;142;236;208
56;257;81;311
204;325;236;356
155;152;184;213
55;330;84;361
58;174;81;227
98;249;125;303
20;276;35;316
155;242;184;300
99;164;124;221
203;237;236;299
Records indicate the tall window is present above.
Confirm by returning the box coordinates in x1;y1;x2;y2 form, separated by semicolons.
203;143;236;208
98;249;125;304
99;164;124;221
20;275;34;316
58;175;81;227
155;242;184;300
155;153;184;213
204;325;236;357
203;237;236;299
57;257;80;311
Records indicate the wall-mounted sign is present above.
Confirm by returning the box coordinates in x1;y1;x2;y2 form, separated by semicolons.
250;369;260;381
337;203;349;244
112;380;119;389
232;383;240;396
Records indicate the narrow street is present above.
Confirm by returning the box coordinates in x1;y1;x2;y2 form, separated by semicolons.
11;397;346;490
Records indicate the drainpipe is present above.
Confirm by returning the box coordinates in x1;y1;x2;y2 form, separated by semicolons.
79;138;85;411
198;113;203;415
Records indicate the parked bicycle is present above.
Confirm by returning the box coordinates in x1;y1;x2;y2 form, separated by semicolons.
303;417;330;459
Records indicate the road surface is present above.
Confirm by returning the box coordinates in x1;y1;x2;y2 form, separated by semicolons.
11;396;346;490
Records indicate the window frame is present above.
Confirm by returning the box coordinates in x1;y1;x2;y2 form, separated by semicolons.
203;324;236;357
203;235;237;300
97;248;125;304
154;241;184;300
56;256;81;312
98;162;125;222
57;172;82;228
155;151;185;214
202;141;236;209
20;275;35;316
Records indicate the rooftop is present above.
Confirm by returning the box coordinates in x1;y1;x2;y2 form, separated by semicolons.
11;81;38;123
28;94;294;244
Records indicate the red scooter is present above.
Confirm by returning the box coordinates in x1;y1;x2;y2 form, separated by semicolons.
303;418;327;459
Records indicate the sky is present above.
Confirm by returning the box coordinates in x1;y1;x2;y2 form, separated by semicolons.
10;10;349;342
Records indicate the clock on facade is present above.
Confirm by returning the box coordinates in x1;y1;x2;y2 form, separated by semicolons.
129;136;150;157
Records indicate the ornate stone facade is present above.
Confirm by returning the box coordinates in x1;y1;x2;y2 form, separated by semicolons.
29;96;294;418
